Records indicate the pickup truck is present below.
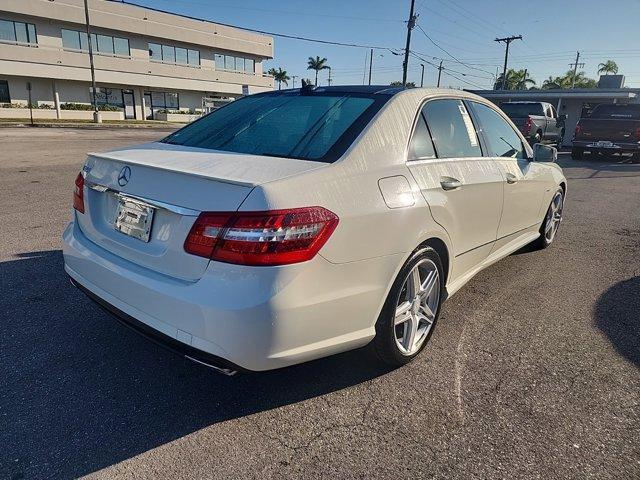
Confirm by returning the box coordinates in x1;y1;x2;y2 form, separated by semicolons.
500;101;566;145
572;103;640;159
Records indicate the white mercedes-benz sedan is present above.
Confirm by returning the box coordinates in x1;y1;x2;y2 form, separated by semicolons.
63;86;566;374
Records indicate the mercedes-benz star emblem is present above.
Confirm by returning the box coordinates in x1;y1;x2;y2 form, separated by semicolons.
118;166;131;187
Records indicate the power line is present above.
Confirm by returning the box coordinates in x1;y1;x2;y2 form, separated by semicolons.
121;0;402;51
415;24;495;76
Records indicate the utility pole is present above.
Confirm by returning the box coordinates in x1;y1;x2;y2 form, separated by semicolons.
368;49;373;85
84;0;101;123
436;60;443;87
292;75;298;89
420;64;425;87
327;67;332;86
494;35;522;90
569;51;584;89
401;0;417;86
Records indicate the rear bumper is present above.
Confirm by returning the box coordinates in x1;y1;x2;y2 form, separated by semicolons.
572;140;640;151
63;220;401;371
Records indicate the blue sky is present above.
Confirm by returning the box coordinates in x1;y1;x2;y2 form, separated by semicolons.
129;0;640;89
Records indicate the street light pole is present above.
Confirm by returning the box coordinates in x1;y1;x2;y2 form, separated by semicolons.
420;64;425;87
368;48;373;85
83;0;101;123
436;60;443;87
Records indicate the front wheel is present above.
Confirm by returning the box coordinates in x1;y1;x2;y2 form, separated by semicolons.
373;247;444;367
534;188;564;249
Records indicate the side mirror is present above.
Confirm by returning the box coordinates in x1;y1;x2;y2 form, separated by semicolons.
532;143;557;163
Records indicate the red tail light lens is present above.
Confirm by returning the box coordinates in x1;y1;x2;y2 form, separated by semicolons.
73;172;85;213
574;124;582;138
523;117;532;135
184;207;339;266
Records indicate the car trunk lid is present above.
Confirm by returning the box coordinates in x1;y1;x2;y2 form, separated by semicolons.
76;142;326;281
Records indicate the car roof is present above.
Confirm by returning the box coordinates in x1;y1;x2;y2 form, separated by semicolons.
255;85;408;97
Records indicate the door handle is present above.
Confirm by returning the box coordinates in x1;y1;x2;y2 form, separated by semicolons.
505;173;519;184
440;177;462;191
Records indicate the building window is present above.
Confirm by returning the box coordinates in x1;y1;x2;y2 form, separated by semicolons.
214;53;255;74
0;80;10;103
61;29;129;57
148;42;200;66
147;91;179;110
90;87;124;107
0;19;37;46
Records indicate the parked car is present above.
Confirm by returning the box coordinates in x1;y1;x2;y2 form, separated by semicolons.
572;103;640;159
500;101;566;145
63;86;566;374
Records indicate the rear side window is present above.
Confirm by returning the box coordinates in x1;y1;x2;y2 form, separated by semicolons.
423;99;482;158
500;103;545;117
408;113;436;160
469;102;526;159
590;104;640;119
163;93;385;163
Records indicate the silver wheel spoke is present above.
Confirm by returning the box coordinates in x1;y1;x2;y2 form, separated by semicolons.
419;270;438;300
419;303;435;323
403;314;418;351
409;268;421;298
394;301;412;326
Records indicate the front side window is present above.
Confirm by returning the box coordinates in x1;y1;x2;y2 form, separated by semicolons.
408;113;436;160
469;102;526;159
0;19;37;45
163;93;386;163
423;99;482;158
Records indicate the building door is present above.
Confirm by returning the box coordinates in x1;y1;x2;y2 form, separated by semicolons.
122;90;135;119
143;92;153;120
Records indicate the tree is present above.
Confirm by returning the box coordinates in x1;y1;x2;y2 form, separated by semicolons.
390;81;416;87
307;56;330;86
597;60;619;75
270;67;291;90
493;69;536;90
542;70;597;89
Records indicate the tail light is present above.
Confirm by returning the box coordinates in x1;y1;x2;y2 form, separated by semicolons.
574;124;582;138
184;207;339;266
523;117;533;135
73;172;85;213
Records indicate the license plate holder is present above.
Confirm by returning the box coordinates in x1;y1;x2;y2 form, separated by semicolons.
114;196;155;242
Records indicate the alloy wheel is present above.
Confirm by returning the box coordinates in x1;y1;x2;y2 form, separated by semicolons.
544;191;564;242
394;258;440;356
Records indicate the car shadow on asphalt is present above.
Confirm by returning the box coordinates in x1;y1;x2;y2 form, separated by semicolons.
0;250;394;479
594;276;640;368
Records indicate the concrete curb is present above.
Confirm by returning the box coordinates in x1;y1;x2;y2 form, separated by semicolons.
0;122;182;130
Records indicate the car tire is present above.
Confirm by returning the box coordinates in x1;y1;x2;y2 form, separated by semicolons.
534;188;564;249
571;147;584;160
373;247;444;367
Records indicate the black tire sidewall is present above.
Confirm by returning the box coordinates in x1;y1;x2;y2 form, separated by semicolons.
539;188;563;248
373;247;444;366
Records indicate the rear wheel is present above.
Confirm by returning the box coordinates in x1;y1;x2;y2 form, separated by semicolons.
534;188;564;249
571;147;584;160
373;247;443;367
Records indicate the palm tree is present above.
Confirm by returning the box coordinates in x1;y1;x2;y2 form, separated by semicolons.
390;81;416;87
494;69;536;90
542;70;597;89
272;67;290;90
307;56;330;86
597;60;619;75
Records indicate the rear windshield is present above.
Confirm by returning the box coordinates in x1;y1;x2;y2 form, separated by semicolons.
590;104;640;119
162;92;387;163
500;103;544;117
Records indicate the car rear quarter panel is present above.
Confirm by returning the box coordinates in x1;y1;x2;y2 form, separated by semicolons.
238;89;454;267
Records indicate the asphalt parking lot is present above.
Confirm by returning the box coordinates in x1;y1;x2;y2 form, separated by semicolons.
1;127;638;480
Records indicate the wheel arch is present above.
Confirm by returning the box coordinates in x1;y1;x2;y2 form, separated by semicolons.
418;237;450;286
